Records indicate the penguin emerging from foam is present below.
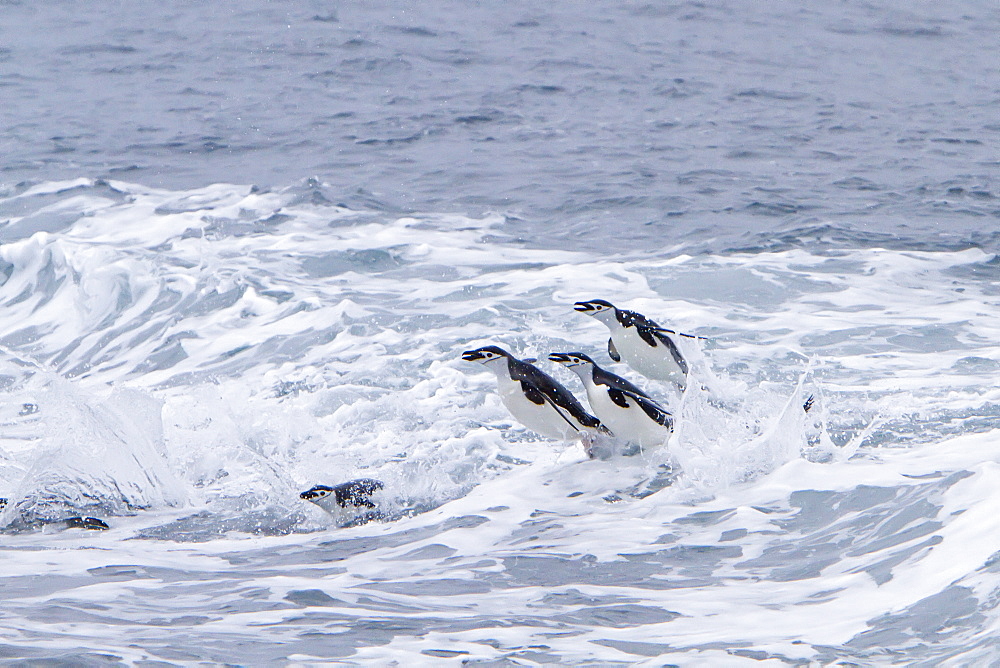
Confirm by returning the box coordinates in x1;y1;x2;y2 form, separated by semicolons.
461;345;610;445
574;299;701;389
0;497;109;532
62;516;110;530
549;352;673;449
300;479;384;513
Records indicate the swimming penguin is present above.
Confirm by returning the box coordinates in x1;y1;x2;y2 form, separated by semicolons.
300;479;384;511
0;507;109;532
63;516;110;530
574;299;698;389
461;345;610;443
1;494;108;530
549;352;673;449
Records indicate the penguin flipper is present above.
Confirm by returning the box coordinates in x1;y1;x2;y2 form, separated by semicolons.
607;388;631;409
652;326;709;341
610;387;673;430
510;358;599;435
636;326;659;348
536;385;606;434
633;394;674;429
651;328;689;375
608;338;621;362
520;381;547;406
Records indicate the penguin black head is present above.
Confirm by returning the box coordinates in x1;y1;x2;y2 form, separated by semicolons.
300;485;334;501
574;299;615;315
548;351;597;368
461;345;510;363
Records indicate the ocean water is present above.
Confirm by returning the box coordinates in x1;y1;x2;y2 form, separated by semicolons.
2;2;1000;665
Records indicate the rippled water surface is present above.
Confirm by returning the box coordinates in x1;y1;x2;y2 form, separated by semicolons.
4;1;1000;251
2;2;1000;665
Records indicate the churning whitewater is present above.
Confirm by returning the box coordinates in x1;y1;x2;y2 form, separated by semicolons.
1;180;999;664
4;0;1000;663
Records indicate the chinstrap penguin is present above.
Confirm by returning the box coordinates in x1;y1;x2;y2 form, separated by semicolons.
574;299;699;389
0;508;110;533
63;516;110;530
549;351;673;449
1;495;109;532
461;345;609;443
300;479;384;510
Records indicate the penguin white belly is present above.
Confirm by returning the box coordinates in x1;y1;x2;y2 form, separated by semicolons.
585;384;670;448
611;328;685;384
496;376;576;441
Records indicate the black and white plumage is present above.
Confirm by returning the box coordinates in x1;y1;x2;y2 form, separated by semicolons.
574;299;697;389
300;479;384;512
0;497;110;532
462;345;608;442
63;516;110;530
549;351;673;449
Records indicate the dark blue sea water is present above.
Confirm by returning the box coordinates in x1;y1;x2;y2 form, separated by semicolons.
2;2;1000;665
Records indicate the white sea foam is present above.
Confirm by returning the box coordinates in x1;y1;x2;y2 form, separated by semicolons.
1;181;999;663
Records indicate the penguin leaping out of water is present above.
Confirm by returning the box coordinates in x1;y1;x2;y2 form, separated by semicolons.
574;299;699;389
462;345;610;443
549;351;673;449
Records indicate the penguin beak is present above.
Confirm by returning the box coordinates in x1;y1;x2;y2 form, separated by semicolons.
461;350;485;362
548;353;571;364
573;301;596;313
